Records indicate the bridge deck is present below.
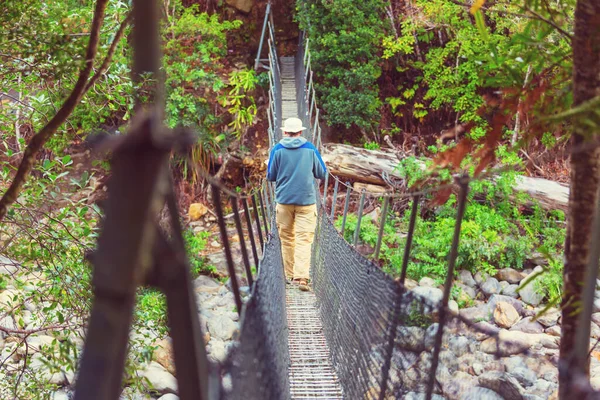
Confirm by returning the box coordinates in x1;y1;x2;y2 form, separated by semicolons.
280;55;344;399
287;287;343;399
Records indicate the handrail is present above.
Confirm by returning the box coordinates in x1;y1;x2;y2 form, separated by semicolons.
254;2;272;70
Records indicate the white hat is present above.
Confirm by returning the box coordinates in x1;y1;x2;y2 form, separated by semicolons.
281;118;306;133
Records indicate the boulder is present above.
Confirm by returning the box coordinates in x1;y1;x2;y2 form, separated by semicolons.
153;338;175;376
404;279;418;290
225;0;254;13
488;295;525;315
462;387;504;400
475;271;490;285
460;305;491;323
592;312;600;326
141;361;178;395
51;391;70;400
518;271;544;306
478;371;525;400
207;315;238;341
480;330;533;356
448;336;471;357
448;300;459;314
396;326;425;352
418;277;436;288
29;353;67;385
0;255;18;276
496;268;525;284
471;321;500;341
481;278;502;297
545;325;561;337
158;395;180;400
188;203;208;221
194;276;221;294
535;309;560;327
511;367;537;387
502;284;520;298
412;286;443;312
493;302;520;328
456;282;477;300
459;270;477;288
510;317;544;334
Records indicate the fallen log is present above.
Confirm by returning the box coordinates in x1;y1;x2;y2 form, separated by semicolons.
320;143;402;185
320;143;569;212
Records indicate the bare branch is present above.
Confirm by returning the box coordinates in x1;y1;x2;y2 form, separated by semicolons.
84;12;133;93
0;0;111;222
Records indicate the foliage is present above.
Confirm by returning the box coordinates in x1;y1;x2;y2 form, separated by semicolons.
297;0;387;129
336;164;565;300
0;0;134;154
184;230;217;277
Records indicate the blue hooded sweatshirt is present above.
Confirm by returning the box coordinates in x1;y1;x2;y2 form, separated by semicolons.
267;136;327;205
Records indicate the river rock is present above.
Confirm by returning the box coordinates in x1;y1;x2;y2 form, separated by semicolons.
518;271;544;306
493;302;520;328
480;330;533;356
510;317;544;334
419;277;436;287
456;282;477;300
207;339;227;363
51;391;69;400
535;309;560;327
207;315;238;341
460;304;490;323
448;335;471;357
471;321;500;341
158;395;180;400
545;325;560;337
0;256;18;276
481;278;502;297
478;371;524;400
29;353;67;385
462;387;504;400
502;284;520;298
405;279;418;290
496;268;524;284
412;286;443;312
459;270;477;287
188;203;208;221
475;271;490;285
194;275;221;294
397;326;425;352
153;338;175;375
512;366;537;387
488;295;524;315
225;0;254;13
141;361;177;395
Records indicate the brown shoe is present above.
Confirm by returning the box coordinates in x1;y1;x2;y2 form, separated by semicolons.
298;279;310;292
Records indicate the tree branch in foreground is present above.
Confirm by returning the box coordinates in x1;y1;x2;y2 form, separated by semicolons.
0;0;120;221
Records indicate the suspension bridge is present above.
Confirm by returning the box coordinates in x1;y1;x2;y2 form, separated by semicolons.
71;3;584;400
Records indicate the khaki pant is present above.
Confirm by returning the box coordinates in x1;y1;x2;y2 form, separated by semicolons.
276;203;318;280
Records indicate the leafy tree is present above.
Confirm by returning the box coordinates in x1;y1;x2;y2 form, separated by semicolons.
297;0;387;135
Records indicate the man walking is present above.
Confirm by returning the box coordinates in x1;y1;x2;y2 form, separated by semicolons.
267;117;327;291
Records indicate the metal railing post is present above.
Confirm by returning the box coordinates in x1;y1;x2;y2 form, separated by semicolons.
341;185;352;234
374;196;390;260
399;195;420;285
426;177;469;400
353;190;367;247
254;2;272;69
330;179;339;220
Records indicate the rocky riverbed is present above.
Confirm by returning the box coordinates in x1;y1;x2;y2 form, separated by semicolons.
3;244;600;399
386;263;600;400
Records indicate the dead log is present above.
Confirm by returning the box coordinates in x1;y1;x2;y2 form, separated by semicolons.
321;143;402;185
321;143;569;212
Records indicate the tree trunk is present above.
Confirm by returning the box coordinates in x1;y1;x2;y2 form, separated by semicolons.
559;0;600;398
